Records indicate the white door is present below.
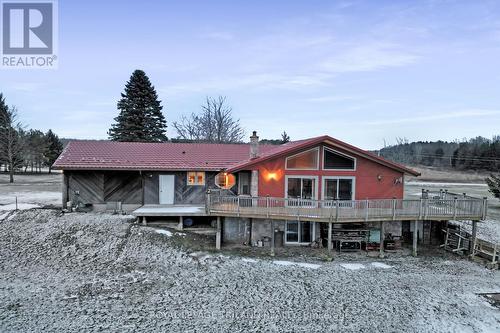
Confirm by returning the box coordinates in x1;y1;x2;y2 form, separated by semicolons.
159;175;175;204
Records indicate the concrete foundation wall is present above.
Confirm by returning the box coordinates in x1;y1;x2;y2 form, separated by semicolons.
223;217;250;244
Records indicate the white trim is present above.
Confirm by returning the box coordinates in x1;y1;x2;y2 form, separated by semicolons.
285;147;320;170
321;176;356;201
284;221;316;245
284;175;319;200
322;147;357;171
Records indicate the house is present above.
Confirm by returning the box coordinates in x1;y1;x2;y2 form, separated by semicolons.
53;132;486;255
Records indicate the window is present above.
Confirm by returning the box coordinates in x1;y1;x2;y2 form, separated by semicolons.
323;148;355;170
285;221;314;244
285;148;319;170
215;172;236;189
286;176;317;207
323;177;354;201
187;171;205;186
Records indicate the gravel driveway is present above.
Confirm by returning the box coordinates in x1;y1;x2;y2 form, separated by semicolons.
1;210;499;332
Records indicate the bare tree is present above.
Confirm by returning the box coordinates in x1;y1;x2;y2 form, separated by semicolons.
0;106;24;183
173;96;245;143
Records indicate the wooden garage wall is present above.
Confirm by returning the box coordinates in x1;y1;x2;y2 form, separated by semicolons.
67;171;142;205
67;170;219;206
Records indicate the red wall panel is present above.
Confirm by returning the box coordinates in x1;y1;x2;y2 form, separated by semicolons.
252;145;405;200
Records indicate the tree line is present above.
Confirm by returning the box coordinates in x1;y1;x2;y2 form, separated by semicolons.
378;136;500;171
0;93;63;183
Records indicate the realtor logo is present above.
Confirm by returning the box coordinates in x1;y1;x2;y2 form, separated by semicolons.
1;0;58;68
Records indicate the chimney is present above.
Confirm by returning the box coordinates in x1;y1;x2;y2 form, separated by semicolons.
250;131;259;159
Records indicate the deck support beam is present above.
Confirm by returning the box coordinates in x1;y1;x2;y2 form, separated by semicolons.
412;220;418;257
328;222;333;252
62;172;69;209
270;220;275;256
469;220;478;257
379;221;385;258
177;216;183;231
215;216;221;250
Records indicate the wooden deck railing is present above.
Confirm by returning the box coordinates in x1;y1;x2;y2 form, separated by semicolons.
206;193;487;223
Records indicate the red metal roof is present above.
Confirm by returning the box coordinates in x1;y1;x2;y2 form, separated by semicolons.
53;137;420;176
52;140;278;171
226;135;421;176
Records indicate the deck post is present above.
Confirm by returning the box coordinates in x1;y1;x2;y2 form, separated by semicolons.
469;220;478;257
266;196;270;218
328;222;333;252
453;197;458;220
365;199;369;221
392;199;397;220
412;220;418;257
216;216;221;250
335;200;339;222
177;216;183;231
482;197;488;220
142;216;147;226
270;220;275;256
62;172;69;209
379;221;385;258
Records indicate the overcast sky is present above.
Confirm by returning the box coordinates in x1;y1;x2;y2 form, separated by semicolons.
1;0;500;149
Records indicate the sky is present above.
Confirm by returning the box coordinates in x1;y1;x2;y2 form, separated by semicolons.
1;0;500;150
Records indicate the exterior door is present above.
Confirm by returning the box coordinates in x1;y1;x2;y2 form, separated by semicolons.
159;175;175;204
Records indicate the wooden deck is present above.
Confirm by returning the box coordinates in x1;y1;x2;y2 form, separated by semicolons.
207;194;487;223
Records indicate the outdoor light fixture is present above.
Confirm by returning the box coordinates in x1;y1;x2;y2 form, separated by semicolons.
377;174;383;181
267;172;278;181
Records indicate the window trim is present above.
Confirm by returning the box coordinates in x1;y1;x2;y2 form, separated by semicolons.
285;147;320;170
186;171;205;186
321;176;356;201
322;147;357;171
284;175;319;201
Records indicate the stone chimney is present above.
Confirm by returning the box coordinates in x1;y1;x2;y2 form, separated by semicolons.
250;131;259;159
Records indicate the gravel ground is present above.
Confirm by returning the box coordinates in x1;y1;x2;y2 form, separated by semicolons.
1;210;499;332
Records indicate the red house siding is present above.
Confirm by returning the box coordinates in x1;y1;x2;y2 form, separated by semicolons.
253;145;404;200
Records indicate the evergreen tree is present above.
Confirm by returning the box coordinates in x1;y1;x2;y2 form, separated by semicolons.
45;129;63;173
486;174;500;201
109;70;167;142
281;131;290;143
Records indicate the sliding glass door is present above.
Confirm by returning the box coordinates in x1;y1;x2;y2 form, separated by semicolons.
285;221;314;244
323;177;354;206
286;176;317;206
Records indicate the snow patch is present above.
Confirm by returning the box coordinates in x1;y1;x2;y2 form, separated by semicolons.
0;203;40;211
242;258;258;263
273;260;321;270
0;211;10;220
371;262;392;269
154;229;172;237
340;263;366;270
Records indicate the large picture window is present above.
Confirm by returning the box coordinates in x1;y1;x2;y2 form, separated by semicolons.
323;148;355;170
187;171;205;186
285;148;319;170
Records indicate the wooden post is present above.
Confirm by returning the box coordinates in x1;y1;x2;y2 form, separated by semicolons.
142;216;147;225
177;216;183;231
216;216;221;250
412;220;418;257
328;222;333;252
469;220;478;257
62;172;69;209
452;197;457;220
482;197;488;220
392;199;397;220
379;221;385;258
270;220;275;256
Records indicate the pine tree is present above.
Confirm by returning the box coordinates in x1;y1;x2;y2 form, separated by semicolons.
45;129;63;173
486;174;500;200
281;131;290;143
108;70;167;142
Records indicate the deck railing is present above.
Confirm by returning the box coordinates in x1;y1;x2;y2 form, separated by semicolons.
206;193;487;223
